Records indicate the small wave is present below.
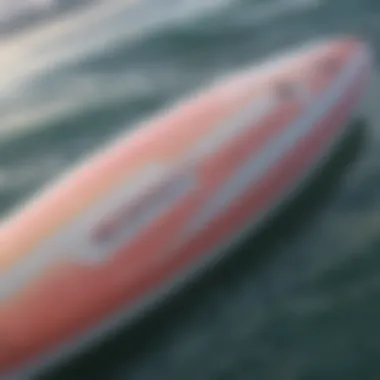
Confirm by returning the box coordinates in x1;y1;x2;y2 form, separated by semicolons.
244;0;322;26
0;0;235;88
0;0;239;144
0;154;67;193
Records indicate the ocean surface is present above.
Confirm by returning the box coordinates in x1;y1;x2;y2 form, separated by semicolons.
2;0;380;379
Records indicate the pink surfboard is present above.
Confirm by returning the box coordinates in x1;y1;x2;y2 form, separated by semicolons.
0;36;373;379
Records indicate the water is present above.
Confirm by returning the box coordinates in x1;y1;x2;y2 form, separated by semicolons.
2;0;380;378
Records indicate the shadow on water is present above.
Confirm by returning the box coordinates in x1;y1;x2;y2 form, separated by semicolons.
39;118;368;380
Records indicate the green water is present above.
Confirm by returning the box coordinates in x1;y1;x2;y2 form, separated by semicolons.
2;0;380;379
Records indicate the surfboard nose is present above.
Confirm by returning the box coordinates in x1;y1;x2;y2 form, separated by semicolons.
309;37;373;103
329;37;373;75
336;37;374;108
